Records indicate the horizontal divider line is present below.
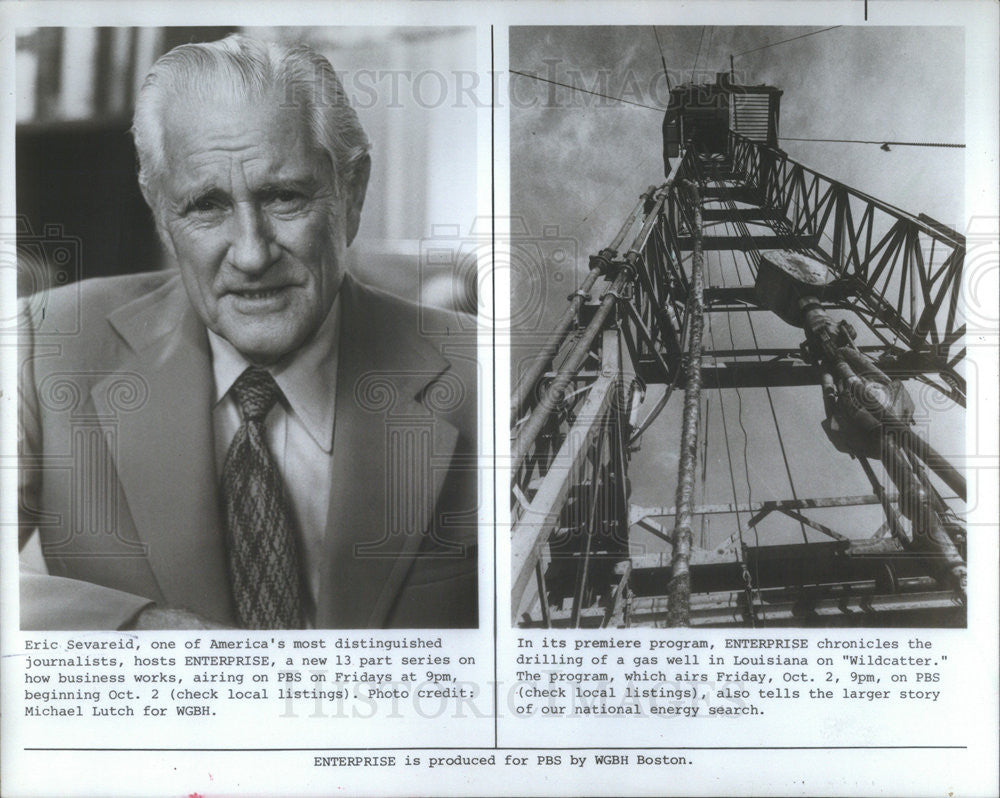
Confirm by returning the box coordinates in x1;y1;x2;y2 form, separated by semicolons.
24;745;968;752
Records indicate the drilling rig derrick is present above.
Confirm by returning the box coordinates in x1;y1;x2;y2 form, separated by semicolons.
511;74;966;629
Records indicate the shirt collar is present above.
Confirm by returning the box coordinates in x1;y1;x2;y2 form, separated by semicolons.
207;295;340;453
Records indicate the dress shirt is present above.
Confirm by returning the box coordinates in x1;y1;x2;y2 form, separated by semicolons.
208;296;340;625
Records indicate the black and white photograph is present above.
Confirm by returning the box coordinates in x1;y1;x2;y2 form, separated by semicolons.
15;26;481;631
510;25;973;629
1;3;997;798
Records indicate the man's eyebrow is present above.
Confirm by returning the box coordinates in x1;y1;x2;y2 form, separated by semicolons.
175;180;224;203
178;185;228;210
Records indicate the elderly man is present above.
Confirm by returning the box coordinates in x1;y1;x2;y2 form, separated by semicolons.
19;35;478;630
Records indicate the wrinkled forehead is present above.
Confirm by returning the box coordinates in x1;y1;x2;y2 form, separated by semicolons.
160;65;323;143
160;87;330;181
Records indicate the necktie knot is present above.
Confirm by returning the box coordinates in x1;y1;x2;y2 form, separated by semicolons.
232;367;282;422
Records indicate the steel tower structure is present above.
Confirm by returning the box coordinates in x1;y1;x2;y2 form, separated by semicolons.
511;74;966;628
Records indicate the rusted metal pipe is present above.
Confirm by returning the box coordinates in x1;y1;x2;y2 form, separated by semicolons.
510;338;620;620
857;456;909;545
510;269;631;476
511;189;667;477
667;181;705;627
510;267;602;424
880;435;967;596
901;429;966;501
801;299;966;500
511;195;647;424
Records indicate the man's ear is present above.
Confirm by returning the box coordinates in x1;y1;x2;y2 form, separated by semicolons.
344;153;370;247
142;189;176;263
137;179;169;254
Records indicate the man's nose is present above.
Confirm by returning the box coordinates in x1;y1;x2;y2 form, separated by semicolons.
227;204;277;275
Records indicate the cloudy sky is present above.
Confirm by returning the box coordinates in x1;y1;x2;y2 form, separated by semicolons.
511;26;963;254
509;26;965;553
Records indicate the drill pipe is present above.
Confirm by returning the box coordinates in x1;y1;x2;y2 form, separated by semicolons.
667;181;705;627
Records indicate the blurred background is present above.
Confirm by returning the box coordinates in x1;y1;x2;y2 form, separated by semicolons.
15;26;479;309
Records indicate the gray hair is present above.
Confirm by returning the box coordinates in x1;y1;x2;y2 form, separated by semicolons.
132;34;370;207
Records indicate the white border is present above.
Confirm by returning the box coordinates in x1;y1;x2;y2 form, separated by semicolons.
1;2;997;797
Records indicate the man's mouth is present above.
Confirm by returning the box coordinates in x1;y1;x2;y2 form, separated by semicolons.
228;285;294;311
233;288;285;300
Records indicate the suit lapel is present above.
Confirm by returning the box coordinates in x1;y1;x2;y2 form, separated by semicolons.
88;273;458;628
316;277;460;628
92;277;234;623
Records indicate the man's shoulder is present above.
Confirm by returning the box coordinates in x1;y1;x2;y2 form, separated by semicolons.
20;271;185;381
345;275;478;375
345;275;478;435
346;274;477;337
24;270;178;334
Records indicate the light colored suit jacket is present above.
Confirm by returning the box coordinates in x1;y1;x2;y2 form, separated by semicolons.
19;270;479;630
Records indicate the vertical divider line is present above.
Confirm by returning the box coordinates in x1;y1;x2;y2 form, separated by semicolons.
490;23;498;750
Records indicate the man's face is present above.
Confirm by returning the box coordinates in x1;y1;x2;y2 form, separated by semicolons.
155;89;365;365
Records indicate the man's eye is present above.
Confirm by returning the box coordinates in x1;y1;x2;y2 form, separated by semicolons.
268;190;307;210
190;196;225;214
